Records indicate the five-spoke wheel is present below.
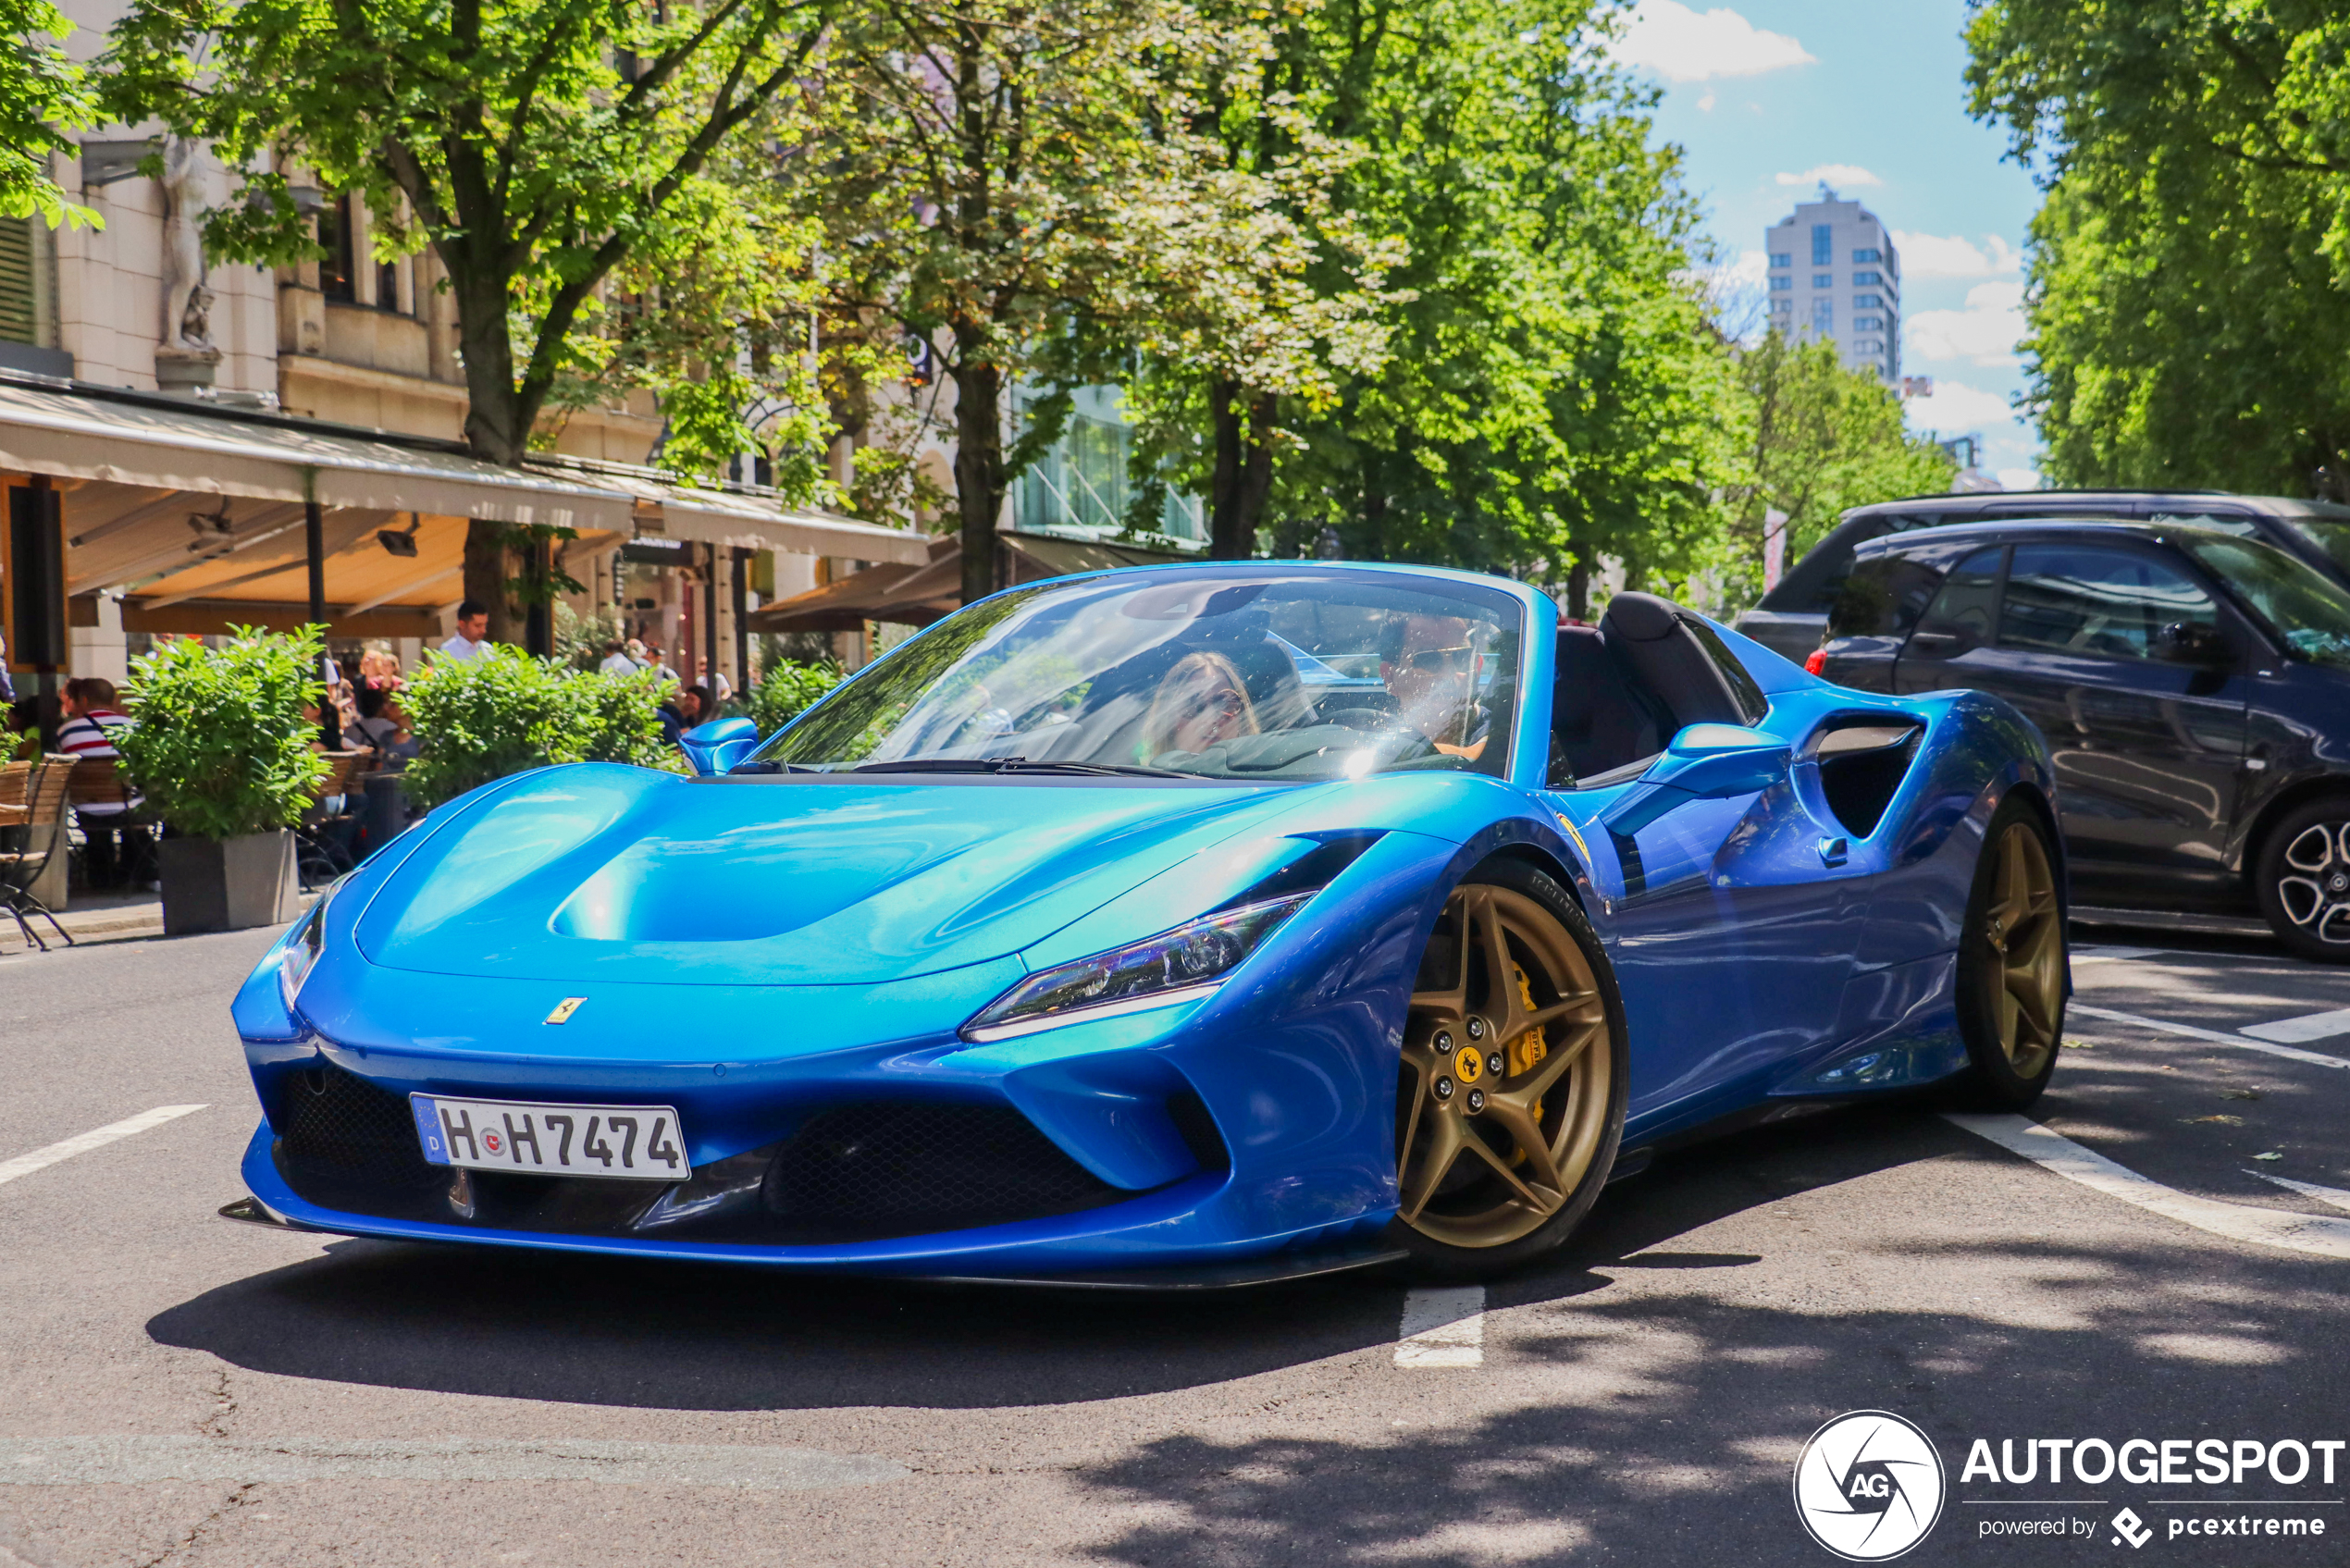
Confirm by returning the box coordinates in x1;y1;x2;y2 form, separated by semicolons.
1391;861;1626;1275
2257;800;2350;962
1954;798;2066;1105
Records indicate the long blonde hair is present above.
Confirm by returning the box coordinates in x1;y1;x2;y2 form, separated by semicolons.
1139;650;1260;759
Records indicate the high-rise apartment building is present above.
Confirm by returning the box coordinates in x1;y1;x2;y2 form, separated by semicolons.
1763;194;1899;381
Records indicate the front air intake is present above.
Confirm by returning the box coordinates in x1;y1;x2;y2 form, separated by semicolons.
277;1063;441;1193
761;1101;1125;1241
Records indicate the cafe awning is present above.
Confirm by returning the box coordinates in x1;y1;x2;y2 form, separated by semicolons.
748;530;1198;633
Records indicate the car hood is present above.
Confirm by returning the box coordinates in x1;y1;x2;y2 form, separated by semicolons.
353;765;1312;985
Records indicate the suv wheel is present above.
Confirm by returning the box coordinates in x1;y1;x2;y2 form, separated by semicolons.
2257;798;2350;962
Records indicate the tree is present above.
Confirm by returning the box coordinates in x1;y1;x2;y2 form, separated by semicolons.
796;0;1386;601
104;0;841;641
3;0;102;228
1713;331;1955;608
1123;0;1746;607
1966;0;2350;492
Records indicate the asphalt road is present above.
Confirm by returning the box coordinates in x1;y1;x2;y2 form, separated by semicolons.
1;923;2346;1567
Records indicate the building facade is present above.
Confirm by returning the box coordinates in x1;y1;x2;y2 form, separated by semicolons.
1764;195;1899;382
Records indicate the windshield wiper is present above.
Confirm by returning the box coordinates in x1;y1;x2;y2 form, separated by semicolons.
849;758;1192;779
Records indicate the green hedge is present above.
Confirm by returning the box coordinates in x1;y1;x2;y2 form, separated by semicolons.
744;660;843;738
402;647;671;809
116;624;330;840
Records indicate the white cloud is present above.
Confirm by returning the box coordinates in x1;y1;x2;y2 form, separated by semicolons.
1611;1;1815;83
1891;230;2022;278
1904;378;2016;431
1697;91;1717;112
1996;467;2043;490
1775;163;1883;190
1905;281;2026;366
1723;248;1768;287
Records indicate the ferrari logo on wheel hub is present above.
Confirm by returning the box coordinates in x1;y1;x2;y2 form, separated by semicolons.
1453;1044;1484;1083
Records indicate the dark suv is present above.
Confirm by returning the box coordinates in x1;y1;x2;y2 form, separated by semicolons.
1738;489;2350;664
1815;518;2350;959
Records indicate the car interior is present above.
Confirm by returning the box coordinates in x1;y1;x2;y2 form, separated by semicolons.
1550;592;1760;786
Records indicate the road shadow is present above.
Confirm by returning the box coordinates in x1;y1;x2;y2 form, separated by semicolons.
1071;1127;2350;1567
146;1106;1948;1412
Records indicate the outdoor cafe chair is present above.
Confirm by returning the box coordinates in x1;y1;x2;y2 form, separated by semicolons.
0;755;78;950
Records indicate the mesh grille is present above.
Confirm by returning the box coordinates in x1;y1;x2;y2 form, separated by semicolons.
278;1064;441;1192
762;1102;1122;1241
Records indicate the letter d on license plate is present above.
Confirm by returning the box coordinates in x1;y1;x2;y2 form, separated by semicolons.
410;1094;687;1180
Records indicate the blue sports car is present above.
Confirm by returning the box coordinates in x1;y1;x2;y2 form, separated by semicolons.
229;564;2068;1281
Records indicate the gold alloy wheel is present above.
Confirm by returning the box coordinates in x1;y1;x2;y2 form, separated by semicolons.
1396;883;1614;1250
1978;821;2064;1080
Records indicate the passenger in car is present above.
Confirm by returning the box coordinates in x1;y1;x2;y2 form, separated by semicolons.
1138;650;1262;762
1383;614;1491;760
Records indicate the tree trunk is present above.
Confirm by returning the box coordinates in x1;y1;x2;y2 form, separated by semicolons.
1565;551;1590;623
1206;379;1276;560
452;264;531;647
952;341;1006;606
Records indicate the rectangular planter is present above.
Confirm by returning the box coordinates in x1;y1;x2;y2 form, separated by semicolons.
158;830;298;936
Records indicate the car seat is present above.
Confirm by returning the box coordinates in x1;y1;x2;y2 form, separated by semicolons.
1552;593;1751;783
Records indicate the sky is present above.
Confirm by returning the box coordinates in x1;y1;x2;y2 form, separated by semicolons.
1609;0;2047;489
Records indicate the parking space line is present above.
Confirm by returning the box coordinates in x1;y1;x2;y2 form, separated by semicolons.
2069;1004;2350;1072
0;1106;208;1190
2242;1007;2350;1045
1945;1113;2350;1259
1395;1286;1484;1367
2250;1171;2350;1216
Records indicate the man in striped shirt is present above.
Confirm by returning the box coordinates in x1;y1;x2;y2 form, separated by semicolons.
57;677;150;891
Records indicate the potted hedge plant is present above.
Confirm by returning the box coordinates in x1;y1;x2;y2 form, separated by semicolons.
116;625;329;935
400;645;668;809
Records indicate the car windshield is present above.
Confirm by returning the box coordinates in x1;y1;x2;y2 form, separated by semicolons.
741;569;1523;782
2177;534;2350;669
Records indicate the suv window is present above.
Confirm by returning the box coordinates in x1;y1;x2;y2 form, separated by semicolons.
1914;547;2004;643
1829;552;1947;638
1761;511;1943;614
2000;545;2218;661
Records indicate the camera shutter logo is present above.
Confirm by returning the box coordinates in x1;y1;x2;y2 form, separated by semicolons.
1792;1411;1947;1561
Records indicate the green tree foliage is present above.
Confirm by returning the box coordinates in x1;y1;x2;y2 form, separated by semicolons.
795;0;1391;602
3;0;102;228
1713;332;1956;608
1120;0;1742;611
742;660;841;737
103;0;840;640
401;647;668;808
116;626;330;840
1967;0;2350;492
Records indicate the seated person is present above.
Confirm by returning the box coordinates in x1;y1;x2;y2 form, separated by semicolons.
1381;614;1491;761
1137;650;1261;763
351;685;420;767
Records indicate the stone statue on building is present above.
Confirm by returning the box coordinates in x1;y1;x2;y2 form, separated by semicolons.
155;136;223;392
159;137;210;351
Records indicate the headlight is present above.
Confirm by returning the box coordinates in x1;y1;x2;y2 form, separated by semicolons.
962;894;1312;1043
278;895;330;1013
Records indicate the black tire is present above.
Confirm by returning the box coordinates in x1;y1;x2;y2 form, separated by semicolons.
1388;858;1630;1280
2254;796;2350;963
1951;796;2067;1108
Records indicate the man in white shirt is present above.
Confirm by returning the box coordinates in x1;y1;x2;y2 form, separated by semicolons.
439;600;491;662
597;639;638;676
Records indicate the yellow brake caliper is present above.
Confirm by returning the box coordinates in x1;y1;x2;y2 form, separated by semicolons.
1508;966;1547;1164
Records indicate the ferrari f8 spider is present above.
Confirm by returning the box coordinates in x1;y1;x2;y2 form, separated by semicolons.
229;563;2066;1281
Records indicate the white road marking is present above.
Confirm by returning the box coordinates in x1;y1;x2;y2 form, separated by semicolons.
2249;1171;2350;1216
2072;946;2164;963
0;1436;907;1488
0;1105;207;1189
2068;1004;2350;1072
1396;1286;1485;1367
1945;1113;2350;1259
2242;1007;2350;1045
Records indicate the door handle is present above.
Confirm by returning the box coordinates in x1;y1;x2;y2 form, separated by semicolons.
1818;836;1849;867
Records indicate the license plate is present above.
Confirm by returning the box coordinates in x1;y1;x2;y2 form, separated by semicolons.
410;1094;687;1180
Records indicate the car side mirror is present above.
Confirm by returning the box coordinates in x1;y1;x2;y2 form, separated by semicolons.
679;716;761;777
2155;622;2229;665
1650;723;1794;799
1601;723;1792;837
